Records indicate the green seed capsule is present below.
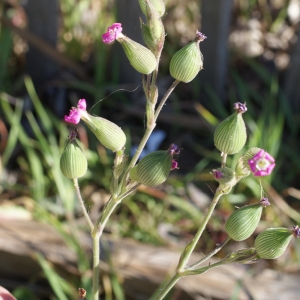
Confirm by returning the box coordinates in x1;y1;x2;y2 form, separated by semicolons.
136;151;173;186
138;0;165;17
170;32;206;83
118;36;157;75
225;203;263;241
255;228;293;259
82;115;126;152
60;140;87;179
214;112;247;155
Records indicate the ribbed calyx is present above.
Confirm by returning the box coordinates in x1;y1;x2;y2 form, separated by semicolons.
81;115;126;152
214;103;247;155
131;144;180;186
60;136;87;179
138;0;165;17
225;199;270;241
255;227;294;259
242;147;261;171
118;35;157;74
169;31;206;83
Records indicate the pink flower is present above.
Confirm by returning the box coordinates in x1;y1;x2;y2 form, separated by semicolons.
248;150;275;176
102;23;123;44
64;99;87;124
171;160;179;170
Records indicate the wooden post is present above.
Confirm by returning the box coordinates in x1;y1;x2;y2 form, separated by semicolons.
284;28;300;112
23;0;58;86
198;0;234;105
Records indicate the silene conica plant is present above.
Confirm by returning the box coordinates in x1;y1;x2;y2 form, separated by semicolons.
60;1;300;299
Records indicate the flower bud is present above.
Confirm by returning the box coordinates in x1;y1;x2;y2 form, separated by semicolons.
118;35;157;74
255;227;296;259
82;115;126;152
138;0;165;17
212;167;235;185
135;144;180;186
225;198;270;241
60;134;87;179
214;102;247;155
169;31;206;83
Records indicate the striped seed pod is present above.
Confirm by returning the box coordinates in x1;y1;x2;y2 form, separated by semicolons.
60;139;87;179
169;31;206;83
82;115;126;152
138;0;165;17
254;227;294;259
214;103;247;155
118;35;157;74
225;198;270;241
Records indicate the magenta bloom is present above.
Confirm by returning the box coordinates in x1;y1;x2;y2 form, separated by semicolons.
248;150;275;176
171;160;179;170
212;169;223;180
102;23;123;44
64;99;87;124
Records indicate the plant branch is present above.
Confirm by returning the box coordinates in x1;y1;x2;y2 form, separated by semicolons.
177;187;224;270
154;80;180;121
188;236;231;270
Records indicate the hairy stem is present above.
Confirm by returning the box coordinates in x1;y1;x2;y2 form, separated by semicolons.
155;274;181;300
73;178;94;231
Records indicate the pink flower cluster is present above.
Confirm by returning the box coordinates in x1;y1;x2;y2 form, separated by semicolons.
102;23;123;44
64;99;87;124
248;150;275;176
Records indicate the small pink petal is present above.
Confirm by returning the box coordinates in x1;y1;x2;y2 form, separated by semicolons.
254;150;264;160
264;152;275;163
64;109;81;124
171;160;179;170
102;23;123;44
102;32;116;44
248;159;257;173
78;99;86;110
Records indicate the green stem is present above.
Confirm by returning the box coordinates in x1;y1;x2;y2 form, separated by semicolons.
177;187;224;270
155;274;181;300
92;233;100;300
154;188;224;300
73;178;94;231
221;152;227;167
92;184;140;238
154;80;180;121
120;80;180;191
188;236;231;270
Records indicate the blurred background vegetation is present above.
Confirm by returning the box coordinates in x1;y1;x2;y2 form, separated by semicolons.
0;0;300;299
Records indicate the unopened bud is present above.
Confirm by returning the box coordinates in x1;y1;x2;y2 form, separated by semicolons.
60;133;87;179
255;226;298;259
225;199;270;241
170;31;206;83
139;0;165;17
135;144;180;186
214;102;247;155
